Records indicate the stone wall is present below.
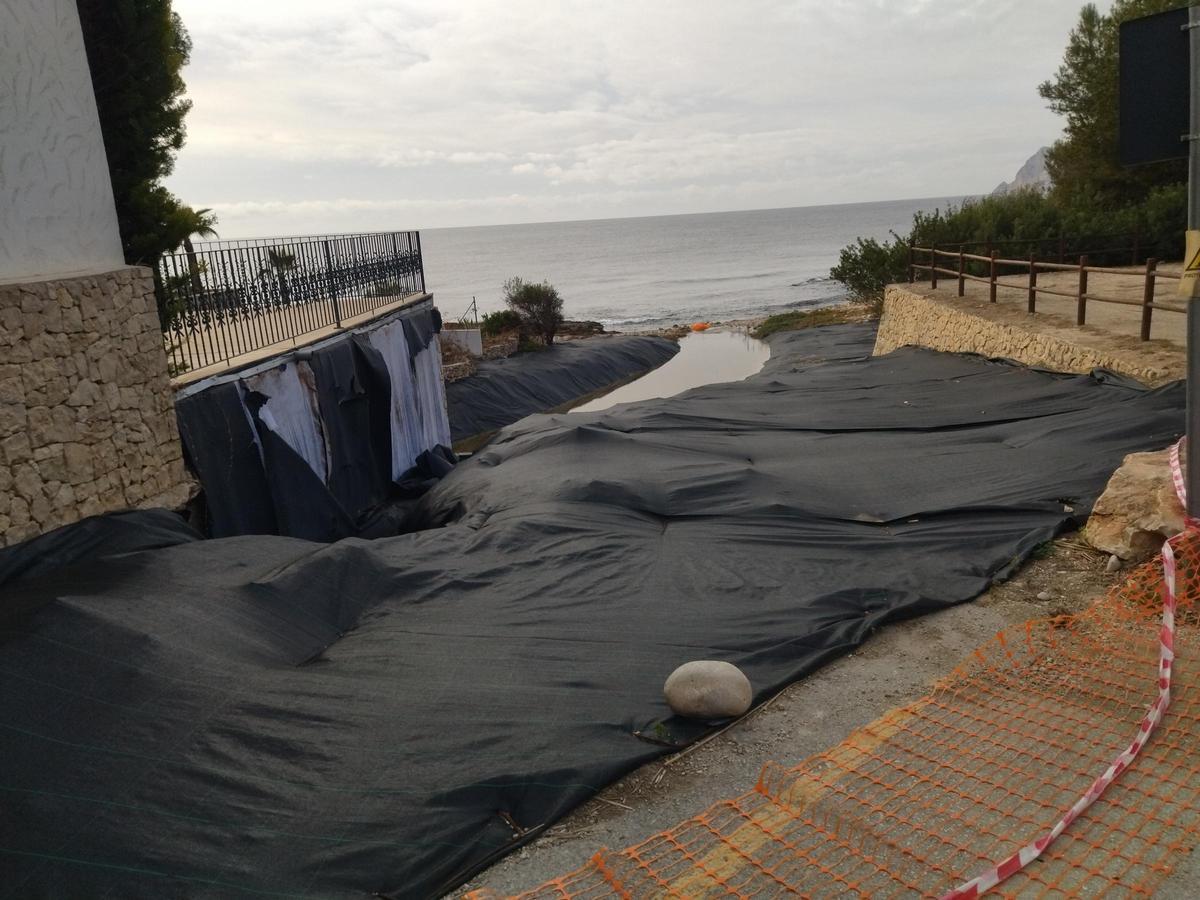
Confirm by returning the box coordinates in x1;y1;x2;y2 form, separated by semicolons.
439;333;478;383
482;334;519;360
442;361;477;383
0;267;193;547
874;286;1184;386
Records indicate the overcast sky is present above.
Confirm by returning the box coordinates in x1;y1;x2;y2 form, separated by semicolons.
166;0;1088;238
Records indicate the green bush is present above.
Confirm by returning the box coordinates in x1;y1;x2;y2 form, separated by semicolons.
503;277;564;346
829;236;909;309
831;186;1187;305
480;309;522;336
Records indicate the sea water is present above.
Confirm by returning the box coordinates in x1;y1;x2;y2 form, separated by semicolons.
420;196;963;330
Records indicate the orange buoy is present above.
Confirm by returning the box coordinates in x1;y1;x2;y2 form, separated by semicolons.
691;322;711;332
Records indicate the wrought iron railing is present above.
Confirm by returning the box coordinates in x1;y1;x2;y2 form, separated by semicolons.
156;231;425;375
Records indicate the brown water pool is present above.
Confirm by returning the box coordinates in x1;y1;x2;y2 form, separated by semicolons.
571;329;771;413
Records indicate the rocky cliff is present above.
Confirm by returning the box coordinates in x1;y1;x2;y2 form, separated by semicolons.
993;147;1052;195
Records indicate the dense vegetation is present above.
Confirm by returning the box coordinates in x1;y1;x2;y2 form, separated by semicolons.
77;0;214;266
831;0;1190;304
480;309;523;336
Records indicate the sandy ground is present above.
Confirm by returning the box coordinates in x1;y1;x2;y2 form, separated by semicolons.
919;263;1187;348
460;535;1173;896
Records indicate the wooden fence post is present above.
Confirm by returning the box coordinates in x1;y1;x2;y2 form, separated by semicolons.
1076;255;1088;326
907;243;914;284
1027;252;1037;313
989;251;997;303
957;249;965;297
1141;257;1158;341
931;244;938;289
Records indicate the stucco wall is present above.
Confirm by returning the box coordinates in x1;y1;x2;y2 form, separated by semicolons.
0;268;193;547
0;0;125;282
874;286;1184;386
442;327;484;356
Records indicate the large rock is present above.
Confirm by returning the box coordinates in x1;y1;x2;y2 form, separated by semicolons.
663;660;752;720
992;147;1052;196
1084;447;1186;562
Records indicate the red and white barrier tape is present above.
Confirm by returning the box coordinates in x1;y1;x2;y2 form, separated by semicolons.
940;438;1190;900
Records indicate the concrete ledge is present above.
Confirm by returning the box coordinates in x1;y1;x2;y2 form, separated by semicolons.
874;285;1185;386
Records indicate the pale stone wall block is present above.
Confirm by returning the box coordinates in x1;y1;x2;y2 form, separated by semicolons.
0;267;193;547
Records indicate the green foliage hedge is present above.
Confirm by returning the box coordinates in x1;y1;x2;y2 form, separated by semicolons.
830;185;1186;304
480;309;523;336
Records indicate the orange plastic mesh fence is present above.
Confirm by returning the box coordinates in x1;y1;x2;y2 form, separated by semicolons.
467;531;1200;899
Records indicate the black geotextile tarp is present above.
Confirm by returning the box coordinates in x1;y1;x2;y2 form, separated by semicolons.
0;324;1186;899
445;334;679;441
176;308;451;543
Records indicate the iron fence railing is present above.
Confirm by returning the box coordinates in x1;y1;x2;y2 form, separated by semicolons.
157;231;425;375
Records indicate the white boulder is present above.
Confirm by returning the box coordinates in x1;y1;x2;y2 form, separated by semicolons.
663;660;752;720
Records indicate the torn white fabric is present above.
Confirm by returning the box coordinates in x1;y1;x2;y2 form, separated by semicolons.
366;321;425;478
413;340;452;451
242;364;328;482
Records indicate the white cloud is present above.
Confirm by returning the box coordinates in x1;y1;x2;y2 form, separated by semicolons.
167;0;1085;236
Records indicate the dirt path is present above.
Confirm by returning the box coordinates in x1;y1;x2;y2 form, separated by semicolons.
923;263;1187;347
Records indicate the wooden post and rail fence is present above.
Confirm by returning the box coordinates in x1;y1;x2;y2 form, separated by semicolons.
906;238;1184;342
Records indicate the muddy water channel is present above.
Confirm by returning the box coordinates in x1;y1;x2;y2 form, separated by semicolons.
571;330;771;413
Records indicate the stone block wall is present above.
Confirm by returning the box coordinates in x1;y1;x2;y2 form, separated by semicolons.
874;286;1184;386
442;361;477;383
482;334;519;360
0;267;193;547
438;333;478;383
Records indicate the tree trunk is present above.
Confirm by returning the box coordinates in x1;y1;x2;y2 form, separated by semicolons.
183;237;203;293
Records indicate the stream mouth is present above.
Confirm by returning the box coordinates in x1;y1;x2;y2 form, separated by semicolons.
570;329;771;413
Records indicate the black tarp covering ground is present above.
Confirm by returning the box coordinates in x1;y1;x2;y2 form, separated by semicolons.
0;324;1186;899
446;334;679;441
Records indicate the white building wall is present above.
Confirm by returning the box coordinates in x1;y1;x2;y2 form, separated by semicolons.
0;0;126;283
442;327;484;357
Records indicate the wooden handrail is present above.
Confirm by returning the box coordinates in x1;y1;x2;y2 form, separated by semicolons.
1076;256;1088;326
907;243;1179;341
923;229;1145;251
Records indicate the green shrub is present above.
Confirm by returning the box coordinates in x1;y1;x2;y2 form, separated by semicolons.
829;236;908;309
480;309;522;336
831;186;1187;304
503;277;564;346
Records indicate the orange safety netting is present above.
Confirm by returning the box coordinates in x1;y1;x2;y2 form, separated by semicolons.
468;532;1200;898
